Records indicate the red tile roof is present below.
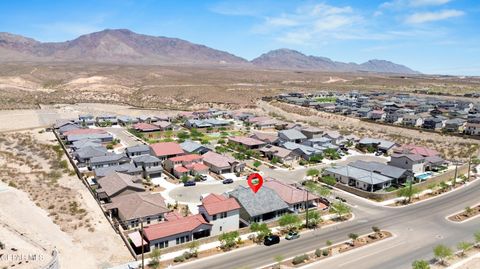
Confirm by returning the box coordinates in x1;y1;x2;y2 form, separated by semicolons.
143;214;211;241
192;163;209;171
174;166;189;173
168;154;203;163
200;194;241;215
202;151;237;168
133;123;160;132
64;128;106;136
264;178;320;205
229;136;266;147
150;142;184;157
394;144;439;157
164;212;183;221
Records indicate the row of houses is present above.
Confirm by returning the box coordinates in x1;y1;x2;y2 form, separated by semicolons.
127;177;328;252
278;91;480;135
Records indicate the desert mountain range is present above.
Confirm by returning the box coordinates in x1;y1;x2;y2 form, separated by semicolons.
0;29;419;74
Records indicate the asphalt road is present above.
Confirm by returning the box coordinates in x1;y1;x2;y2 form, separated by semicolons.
173;173;480;269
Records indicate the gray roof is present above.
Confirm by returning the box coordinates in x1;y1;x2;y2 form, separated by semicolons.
391;153;425;162
71;139;102;150
125;145;150;154
279;129;307;141
228;185;289;217
74;146;108;160
105;192;169;221
349;160;406;180
97;172;144;197
58;123;80;133
180;140;206;153
67;133;113;142
358;138;396;150
94;163;143;178
90;153;130;164
132;155;161;164
282;142;322;156
325;165;393;185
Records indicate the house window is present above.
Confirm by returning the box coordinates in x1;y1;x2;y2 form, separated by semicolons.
146;217;151;224
212;214;217;221
220;226;222;232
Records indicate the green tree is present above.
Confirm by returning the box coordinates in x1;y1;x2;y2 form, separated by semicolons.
306;210;322;228
320;175;337;186
305;181;331;197
219;231;240;250
475;231;480;246
397;181;420;203
465;206;474;216
349;233;359;245
250;222;271;242
187;241;200;257
278;214;301;231
306;169;320;178
412;260;430;269
148;248;161;269
324;148;340;160
329;201;351;220
326;240;333;247
180;175;189;183
253;160;262;169
433;244;452;265
271;156;280;164
308;154;323;163
457;241;473;256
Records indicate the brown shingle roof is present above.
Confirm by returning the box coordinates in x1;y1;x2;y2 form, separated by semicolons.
105;192;169;220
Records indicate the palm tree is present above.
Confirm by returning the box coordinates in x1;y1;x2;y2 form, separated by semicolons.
148;248;161;269
329;201;351;220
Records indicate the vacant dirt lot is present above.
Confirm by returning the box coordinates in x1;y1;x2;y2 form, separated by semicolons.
0;130;131;268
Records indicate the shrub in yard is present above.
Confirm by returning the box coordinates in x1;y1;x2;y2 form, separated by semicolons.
183;251;192;259
173;255;185;263
322;249;329;256
292;254;309;265
315;248;322;257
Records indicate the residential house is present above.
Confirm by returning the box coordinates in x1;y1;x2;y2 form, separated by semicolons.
356;107;372;118
281;142;323;160
66;132;114;144
132;123;160;133
349;160;408;184
198;194;241;235
422;117;444;129
117;116;139;126
125;144;151;158
180;140;211;155
228;185;289;223
228;136;266;149
96;115;118;126
388;154;426;175
185;119;230;129
142;214;212;250
249;132;279;145
96;172;145;202
369;110;385;121
444;118;466;132
259;145;297;163
73;146;109;163
264;178;327;212
402;114;423;127
465;122;480;136
300;127;324;139
322;131;343;145
89;154;131;170
278;129;307;143
393;144;440;158
94;163;143;178
153;121;173;131
105;192;170;229
132;155;163;178
358;138;397;154
163;154;209;178
77;115;95;126
150;142;185;161
202;151;245;174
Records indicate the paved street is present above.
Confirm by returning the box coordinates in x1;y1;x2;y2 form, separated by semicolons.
172;173;480;269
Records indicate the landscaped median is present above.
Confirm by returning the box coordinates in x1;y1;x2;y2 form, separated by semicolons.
259;228;392;269
447;203;480;223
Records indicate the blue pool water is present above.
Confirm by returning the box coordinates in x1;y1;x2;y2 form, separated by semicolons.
416;172;433;181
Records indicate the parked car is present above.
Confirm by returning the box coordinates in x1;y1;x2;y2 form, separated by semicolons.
200;174;208;181
335;196;347;203
285;231;300;240
184;181;196;187
375;151;383;156
222;178;234;184
264;235;280;246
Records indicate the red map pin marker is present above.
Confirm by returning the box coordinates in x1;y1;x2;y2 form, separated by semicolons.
247;173;263;193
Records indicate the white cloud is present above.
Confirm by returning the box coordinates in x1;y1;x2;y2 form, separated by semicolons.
380;0;452;9
409;0;452;7
253;3;361;45
405;9;464;24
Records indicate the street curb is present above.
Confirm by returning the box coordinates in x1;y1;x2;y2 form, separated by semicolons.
445;201;480;224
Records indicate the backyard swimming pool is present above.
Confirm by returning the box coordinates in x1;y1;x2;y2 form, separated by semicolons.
416;171;434;181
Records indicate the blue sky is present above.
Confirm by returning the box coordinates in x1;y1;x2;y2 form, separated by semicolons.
0;0;479;75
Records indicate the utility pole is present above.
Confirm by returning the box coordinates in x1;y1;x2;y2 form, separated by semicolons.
408;176;413;203
453;161;458;188
141;219;144;269
468;155;472;181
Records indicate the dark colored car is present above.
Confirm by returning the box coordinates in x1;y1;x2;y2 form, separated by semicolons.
184;181;196;187
335;196;347;203
222;178;234;184
375;151;383;156
264;235;280;246
285;231;300;240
